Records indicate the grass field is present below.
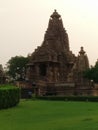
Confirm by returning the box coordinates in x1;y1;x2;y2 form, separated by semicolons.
0;100;98;130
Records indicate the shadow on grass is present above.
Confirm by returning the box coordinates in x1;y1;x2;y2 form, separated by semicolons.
82;118;93;122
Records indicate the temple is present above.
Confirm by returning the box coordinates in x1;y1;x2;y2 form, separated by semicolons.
25;10;98;96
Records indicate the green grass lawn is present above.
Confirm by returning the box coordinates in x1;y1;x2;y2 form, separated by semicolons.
1;100;98;130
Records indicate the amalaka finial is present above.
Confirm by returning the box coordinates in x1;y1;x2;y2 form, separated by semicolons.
79;46;85;55
54;9;57;12
51;9;61;19
81;46;84;51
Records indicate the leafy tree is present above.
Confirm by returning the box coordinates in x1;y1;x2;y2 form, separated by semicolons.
6;56;29;80
84;61;98;83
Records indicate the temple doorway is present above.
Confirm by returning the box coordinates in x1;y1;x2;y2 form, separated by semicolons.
39;63;47;76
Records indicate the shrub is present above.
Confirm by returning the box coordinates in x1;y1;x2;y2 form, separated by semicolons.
36;95;98;102
0;85;20;109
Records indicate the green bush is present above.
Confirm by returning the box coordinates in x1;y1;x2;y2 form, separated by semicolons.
37;95;98;102
0;85;20;109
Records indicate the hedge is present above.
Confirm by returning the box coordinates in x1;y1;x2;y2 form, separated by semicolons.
0;85;20;109
36;96;98;102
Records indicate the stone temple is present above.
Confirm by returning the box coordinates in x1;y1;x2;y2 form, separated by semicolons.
26;10;97;96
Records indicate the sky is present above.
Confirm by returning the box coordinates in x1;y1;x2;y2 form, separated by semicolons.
0;0;98;67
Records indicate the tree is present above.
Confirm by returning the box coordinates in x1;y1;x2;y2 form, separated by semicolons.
6;56;29;80
84;61;98;83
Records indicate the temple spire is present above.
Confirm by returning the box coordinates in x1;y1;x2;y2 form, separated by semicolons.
43;10;70;52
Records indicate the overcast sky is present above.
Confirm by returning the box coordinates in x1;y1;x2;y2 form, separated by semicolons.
0;0;98;67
